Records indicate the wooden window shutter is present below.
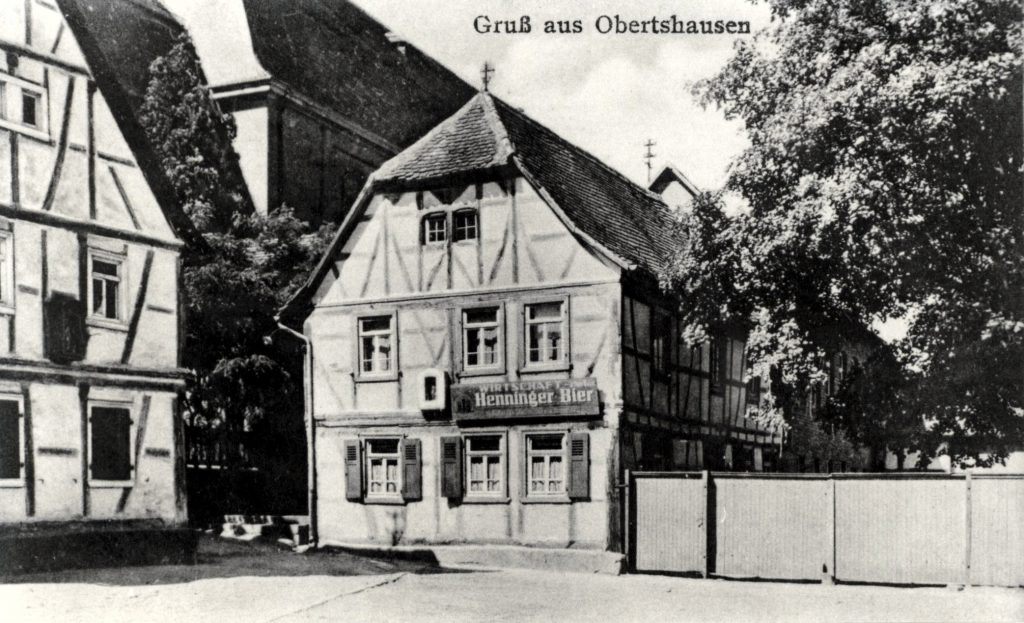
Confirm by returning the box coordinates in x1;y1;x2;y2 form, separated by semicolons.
402;438;422;501
568;432;589;500
44;293;86;364
440;436;462;498
0;400;21;479
344;439;362;501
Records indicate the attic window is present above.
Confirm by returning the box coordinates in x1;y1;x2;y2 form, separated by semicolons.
423;213;447;245
453;209;478;242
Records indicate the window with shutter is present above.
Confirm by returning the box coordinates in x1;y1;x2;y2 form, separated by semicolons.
0;398;23;482
524;433;566;498
89;403;132;483
365;438;402;500
440;436;463;499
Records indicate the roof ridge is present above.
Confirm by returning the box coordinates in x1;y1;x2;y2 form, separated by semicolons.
489;95;671;209
490;95;674;263
479;92;515;163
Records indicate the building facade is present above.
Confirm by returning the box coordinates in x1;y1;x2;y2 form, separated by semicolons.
0;0;195;568
281;93;782;552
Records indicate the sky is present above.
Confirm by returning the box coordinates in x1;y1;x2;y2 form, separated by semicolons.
348;0;773;190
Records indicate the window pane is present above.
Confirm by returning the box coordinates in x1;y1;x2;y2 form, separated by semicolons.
361;336;375;372
528;325;543;362
92;278;104;314
377;336;391;371
93;259;118;277
527;302;561;320
386;461;397;491
368;439;399;455
105;280;119;318
549;456;563;481
531;456;545;479
465;308;497;324
545;324;562;361
468;436;500;452
482;327;499;364
21;92;37;126
361;317;390;333
530;434;563;452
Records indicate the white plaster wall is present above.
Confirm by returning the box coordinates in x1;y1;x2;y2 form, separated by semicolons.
316;425;613;549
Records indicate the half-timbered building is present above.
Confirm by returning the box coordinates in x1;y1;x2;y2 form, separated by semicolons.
0;0;196;569
280;91;785;557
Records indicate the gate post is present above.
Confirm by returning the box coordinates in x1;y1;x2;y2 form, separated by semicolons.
822;475;836;585
701;470;710;578
624;469;634;572
963;471;972;587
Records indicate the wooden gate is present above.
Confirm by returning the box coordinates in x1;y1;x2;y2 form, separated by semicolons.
627;471;1024;587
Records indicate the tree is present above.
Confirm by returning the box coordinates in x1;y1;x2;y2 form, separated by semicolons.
666;0;1023;467
139;36;332;446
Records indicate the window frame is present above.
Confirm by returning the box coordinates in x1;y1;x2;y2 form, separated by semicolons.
86;248;128;330
463;431;508;503
421;212;448;246
0;393;25;487
354;311;399;382
452;208;479;243
459;302;505;377
520;297;571;374
0;73;49;140
363;436;403;503
522;430;570;503
87;399;135;488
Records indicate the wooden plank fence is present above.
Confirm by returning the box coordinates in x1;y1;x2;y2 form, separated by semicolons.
628;471;1024;587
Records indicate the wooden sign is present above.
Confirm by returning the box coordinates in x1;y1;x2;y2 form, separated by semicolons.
451;378;600;421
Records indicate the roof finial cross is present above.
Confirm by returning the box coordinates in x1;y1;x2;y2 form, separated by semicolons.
481;62;495;92
644;139;657;184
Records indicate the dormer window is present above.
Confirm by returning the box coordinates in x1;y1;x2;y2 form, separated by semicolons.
422;213;447;245
453;209;478;242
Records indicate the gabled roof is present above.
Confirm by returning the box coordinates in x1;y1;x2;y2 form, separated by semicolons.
58;0;187;112
239;0;476;148
57;0;203;247
280;92;680;321
649;164;700;198
377;92;678;272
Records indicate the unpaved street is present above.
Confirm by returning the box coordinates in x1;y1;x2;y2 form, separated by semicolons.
2;539;1022;622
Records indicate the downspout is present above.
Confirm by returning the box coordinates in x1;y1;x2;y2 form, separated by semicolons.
276;319;317;546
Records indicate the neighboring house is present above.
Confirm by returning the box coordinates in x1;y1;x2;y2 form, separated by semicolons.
0;0;197;569
279;92;783;553
168;0;475;225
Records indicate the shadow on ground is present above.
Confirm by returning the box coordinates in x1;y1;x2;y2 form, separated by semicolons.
0;534;477;586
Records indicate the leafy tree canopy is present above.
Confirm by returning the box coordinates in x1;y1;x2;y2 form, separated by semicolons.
664;0;1023;467
140;36;332;435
